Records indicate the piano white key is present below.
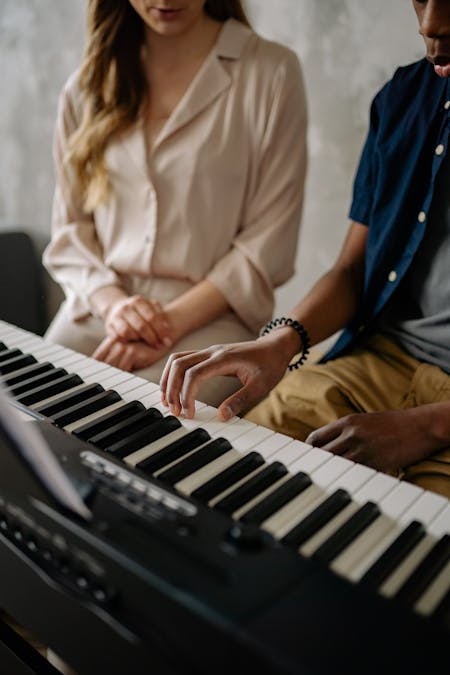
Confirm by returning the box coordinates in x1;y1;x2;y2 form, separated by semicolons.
175;449;242;496
51;352;93;370
82;369;132;389
353;472;399;504
330;513;399;580
25;344;68;360
379;482;424;520
326;463;376;496
208;463;270;508
269;439;312;467
63;400;130;433
232;473;292;520
124;427;203;468
428;504;450;537
262;484;327;539
399;491;448;527
379;534;437;598
310;455;354;489
288;447;333;475
4;334;43;350
299;502;360;558
138;389;166;409
232;425;277;457
200;415;242;438
73;359;113;379
119;382;160;404
414;559;450;617
29;382;91;410
180;407;223;431
114;377;151;396
203;417;256;443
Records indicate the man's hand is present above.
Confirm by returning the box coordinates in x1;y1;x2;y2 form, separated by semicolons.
160;331;296;420
92;336;169;371
104;295;172;348
306;407;447;472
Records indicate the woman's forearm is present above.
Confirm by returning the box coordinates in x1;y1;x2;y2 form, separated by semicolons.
164;279;229;342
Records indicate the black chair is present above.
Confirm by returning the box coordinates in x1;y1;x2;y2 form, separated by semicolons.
0;231;47;336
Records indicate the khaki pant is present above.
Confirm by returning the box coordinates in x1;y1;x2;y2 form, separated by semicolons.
246;333;450;498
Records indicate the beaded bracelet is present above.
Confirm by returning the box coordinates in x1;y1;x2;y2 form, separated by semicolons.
259;317;310;370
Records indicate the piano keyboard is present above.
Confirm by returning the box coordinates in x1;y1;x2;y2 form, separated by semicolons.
0;319;449;627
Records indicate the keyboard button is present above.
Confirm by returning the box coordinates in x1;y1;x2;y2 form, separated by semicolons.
395;534;450;608
34;383;104;417
8;367;67;397
0;360;54;387
0;353;37;375
88;409;162;449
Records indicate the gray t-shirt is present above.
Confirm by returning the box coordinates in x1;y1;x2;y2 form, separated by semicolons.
377;149;450;374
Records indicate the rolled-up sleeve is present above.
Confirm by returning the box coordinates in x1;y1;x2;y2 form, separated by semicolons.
43;76;121;319
207;50;307;332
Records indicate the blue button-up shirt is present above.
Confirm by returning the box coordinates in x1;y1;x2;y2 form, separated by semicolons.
324;57;450;362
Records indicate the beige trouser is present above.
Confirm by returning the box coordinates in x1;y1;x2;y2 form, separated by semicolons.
246;333;450;498
45;278;255;408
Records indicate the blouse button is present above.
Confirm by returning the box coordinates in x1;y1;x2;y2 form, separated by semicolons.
445;101;450;110
388;270;397;282
435;144;445;155
418;211;426;223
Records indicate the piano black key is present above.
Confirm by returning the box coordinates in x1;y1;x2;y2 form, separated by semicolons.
281;488;352;548
105;415;182;459
50;390;122;427
313;501;381;565
191;452;265;503
0;348;22;363
241;472;312;526
15;373;83;406
0;353;37;375
33;382;105;418
73;401;145;441
1;360;55;387
0;341;7;351
8;367;68;397
157;437;232;486
214;462;288;516
137;428;211;475
88;408;163;449
360;520;425;589
395;534;450;608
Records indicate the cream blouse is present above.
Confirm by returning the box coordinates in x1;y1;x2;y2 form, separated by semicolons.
44;19;307;333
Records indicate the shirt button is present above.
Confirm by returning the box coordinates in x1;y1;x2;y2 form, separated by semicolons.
418;211;426;223
144;235;152;244
388;270;397;282
435;144;445;155
445;100;450;110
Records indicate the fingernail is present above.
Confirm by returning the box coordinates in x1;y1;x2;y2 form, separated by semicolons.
222;405;234;421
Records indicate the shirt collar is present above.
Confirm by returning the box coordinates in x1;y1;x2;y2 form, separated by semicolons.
214;18;253;60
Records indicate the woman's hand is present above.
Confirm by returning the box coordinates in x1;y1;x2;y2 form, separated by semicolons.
160;329;298;420
92;336;169;371
305;406;449;473
104;295;173;348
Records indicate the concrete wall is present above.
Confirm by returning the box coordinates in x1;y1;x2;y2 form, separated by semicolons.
0;0;424;329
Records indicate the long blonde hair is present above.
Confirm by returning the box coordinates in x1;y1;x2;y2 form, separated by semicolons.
68;0;250;211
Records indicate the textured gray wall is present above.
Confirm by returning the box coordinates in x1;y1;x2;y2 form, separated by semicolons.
0;0;424;325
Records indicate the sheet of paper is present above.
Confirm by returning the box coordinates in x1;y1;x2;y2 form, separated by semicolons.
0;384;91;520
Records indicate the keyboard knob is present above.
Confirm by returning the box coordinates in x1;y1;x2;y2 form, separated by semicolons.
226;523;270;551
